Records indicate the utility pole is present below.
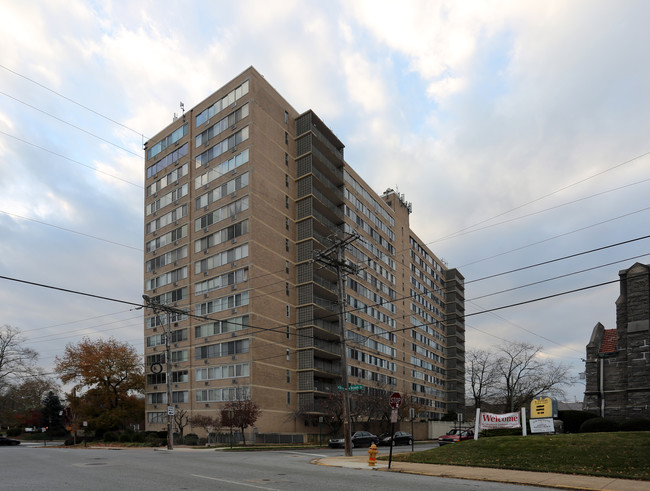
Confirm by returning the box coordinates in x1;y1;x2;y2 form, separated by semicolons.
314;232;360;457
143;294;187;451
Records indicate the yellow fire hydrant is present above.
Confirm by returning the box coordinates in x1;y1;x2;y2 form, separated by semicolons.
368;443;378;466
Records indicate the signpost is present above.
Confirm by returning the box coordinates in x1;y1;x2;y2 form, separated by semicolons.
409;407;415;452
388;392;401;469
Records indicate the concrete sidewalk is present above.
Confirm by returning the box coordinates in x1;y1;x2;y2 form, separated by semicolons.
314;455;649;491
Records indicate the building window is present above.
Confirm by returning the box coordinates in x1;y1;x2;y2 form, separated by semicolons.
287;392;291;404
285;195;289;209
284;111;289;124
285;132;288;145
285;153;288;166
285;282;290;296
286;349;290;361
285;239;289;252
286;305;290;318
285;174;289;187
286;325;290;338
147;412;166;424
285;261;290;274
285;218;289;231
286;370;291;383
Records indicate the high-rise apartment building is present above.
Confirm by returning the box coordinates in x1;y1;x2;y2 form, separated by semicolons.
143;67;465;440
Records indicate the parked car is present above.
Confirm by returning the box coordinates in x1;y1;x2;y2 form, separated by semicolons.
328;431;379;448
378;431;413;446
0;436;20;446
437;428;474;445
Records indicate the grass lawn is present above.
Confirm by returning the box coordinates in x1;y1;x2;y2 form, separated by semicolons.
392;432;650;480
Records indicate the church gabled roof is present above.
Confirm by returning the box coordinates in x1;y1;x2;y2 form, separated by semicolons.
599;329;617;354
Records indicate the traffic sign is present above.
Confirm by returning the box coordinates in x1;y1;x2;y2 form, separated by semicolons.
167;406;175;416
337;385;346;391
389;392;402;409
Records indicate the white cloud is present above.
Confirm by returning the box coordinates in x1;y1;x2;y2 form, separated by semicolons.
1;0;649;404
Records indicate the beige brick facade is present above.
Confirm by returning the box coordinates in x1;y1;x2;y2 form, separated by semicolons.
143;67;465;441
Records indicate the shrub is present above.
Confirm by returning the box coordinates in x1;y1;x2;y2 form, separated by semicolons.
145;434;164;446
619;418;650;432
103;431;119;442
6;428;22;437
198;437;207;446
131;432;146;443
480;428;521;438
183;433;199;445
558;410;599;433
579;417;620;433
118;433;132;443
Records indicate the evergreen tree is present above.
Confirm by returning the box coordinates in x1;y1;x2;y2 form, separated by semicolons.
40;391;65;432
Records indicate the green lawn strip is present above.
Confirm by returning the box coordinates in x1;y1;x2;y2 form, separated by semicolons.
391;432;650;481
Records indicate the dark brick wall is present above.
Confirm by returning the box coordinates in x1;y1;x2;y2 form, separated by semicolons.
584;263;650;419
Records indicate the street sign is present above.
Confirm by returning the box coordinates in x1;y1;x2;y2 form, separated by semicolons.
338;384;363;391
389;392;402;409
167;406;175;416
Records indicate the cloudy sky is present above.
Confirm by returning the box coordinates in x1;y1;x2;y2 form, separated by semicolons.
2;0;649;402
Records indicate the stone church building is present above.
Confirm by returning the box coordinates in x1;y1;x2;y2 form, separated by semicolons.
584;263;650;419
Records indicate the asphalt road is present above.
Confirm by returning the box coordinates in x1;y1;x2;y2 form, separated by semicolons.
0;445;551;490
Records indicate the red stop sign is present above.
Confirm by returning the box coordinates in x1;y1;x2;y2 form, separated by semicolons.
389;392;402;409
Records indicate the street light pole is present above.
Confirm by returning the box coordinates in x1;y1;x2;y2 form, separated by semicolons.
143;294;187;451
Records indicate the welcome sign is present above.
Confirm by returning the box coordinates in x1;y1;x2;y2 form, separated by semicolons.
478;411;521;430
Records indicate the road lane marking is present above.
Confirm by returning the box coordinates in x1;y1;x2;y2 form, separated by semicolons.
191;474;279;490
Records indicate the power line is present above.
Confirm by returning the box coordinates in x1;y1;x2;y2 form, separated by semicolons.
435;176;650;243
5;229;644;346
464;279;619;318
427;149;650;246
467;234;650;284
0;90;142;158
0;275;141;308
0;130;143;188
0;63;149;140
466;299;584;355
17;309;136;334
459;205;650;268
469;253;650;301
0;210;143;251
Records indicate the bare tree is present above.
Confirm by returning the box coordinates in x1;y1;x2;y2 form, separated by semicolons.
0;325;39;390
190;414;220;444
466;348;499;409
315;392;344;434
221;400;260;446
355;384;390;431
174;409;190;442
494;341;568;412
399;391;427;422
